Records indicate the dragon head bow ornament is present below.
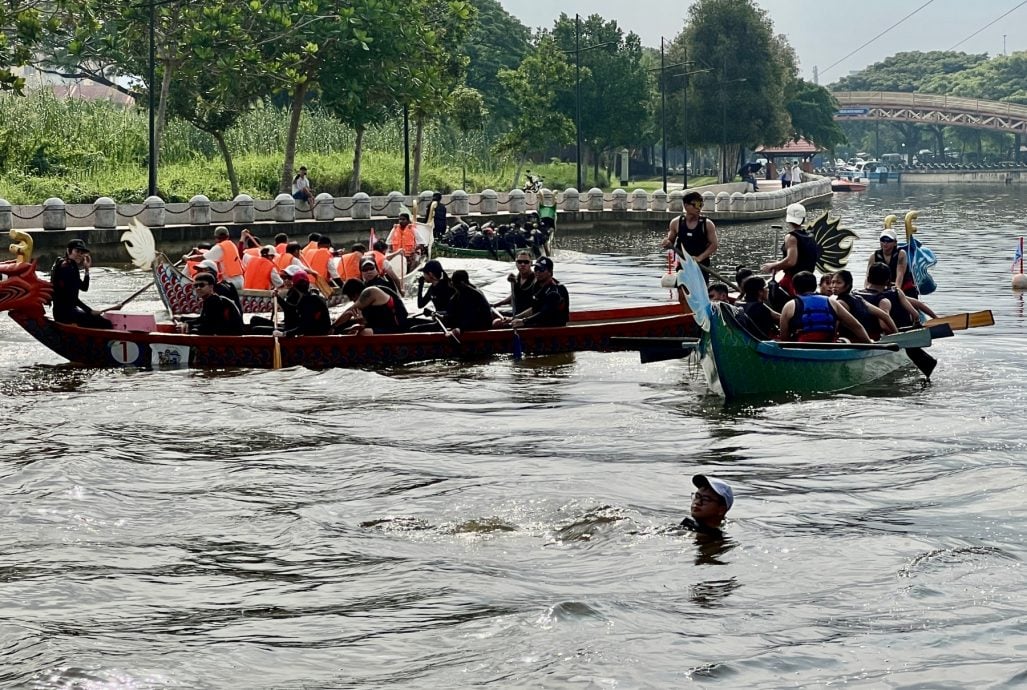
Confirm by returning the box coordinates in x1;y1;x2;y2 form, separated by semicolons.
0;260;52;319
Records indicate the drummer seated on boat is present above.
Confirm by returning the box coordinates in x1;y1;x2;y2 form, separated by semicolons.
779;271;870;343
179;272;243;335
334;278;408;335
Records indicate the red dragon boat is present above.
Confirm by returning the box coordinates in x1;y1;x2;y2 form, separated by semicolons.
1;259;697;370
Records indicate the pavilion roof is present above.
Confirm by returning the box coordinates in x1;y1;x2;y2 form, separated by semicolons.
755;138;823;156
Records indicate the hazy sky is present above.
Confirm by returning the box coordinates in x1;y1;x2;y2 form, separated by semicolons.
495;0;1024;83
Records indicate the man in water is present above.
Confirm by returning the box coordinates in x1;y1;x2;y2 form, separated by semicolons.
680;474;734;537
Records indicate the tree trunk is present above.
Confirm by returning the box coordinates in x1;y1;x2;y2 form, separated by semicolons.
214;131;239;198
279;80;308;193
592;146;600;187
412;115;425;193
512;154;525;190
350;126;365;195
155;62;174;169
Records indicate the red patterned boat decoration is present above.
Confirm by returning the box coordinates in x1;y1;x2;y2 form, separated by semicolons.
2;259;697;370
154;253;348;315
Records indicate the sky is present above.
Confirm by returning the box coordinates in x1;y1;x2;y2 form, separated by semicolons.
495;0;1025;84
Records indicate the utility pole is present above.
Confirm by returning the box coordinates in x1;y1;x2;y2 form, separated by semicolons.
660;37;667;192
575;14;583;191
147;0;156;198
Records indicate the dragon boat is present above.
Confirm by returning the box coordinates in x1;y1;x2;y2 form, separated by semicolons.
0;257;697;369
431;241;517;261
619;250;956;400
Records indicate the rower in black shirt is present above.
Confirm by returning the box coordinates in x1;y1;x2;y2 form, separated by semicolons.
50;239;113;329
181;272;243;335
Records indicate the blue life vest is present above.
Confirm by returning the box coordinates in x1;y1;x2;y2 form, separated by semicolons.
793;294;836;337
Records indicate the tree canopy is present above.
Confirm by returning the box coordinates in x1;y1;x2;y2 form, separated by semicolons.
831;51;989;93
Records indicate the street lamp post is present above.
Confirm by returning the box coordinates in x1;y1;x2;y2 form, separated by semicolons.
575;14;582;191
660;38;666;192
148;0;156;197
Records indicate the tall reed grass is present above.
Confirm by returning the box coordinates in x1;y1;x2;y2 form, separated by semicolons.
0;90;512;203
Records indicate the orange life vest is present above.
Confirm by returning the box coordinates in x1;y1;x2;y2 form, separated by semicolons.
243;256;275;290
338;252;362;282
308;248;332;279
185;259;200;278
300;241;318;265
389;225;416;257
371;250;387;272
217;239;244;279
275;253;295;271
275;242;288;256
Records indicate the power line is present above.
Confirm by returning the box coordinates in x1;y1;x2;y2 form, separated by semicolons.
949;0;1027;51
820;0;937;78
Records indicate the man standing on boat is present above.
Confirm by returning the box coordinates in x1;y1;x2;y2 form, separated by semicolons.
50;239;113;329
761;203;820;298
662;191;719;284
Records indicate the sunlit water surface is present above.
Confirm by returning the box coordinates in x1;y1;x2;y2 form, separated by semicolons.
1;184;1025;688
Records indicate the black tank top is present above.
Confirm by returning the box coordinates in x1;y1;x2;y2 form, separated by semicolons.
676;215;710;259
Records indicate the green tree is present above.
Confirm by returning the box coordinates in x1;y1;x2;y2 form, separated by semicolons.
675;0;792;181
496;33;575;187
462;0;530;129
831;50;988;93
922;51;1027;104
551;14;650;185
0;1;55;93
786;79;846;150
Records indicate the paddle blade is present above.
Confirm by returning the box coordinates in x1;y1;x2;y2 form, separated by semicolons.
272;337;282;369
121;218;157;270
512;330;522;360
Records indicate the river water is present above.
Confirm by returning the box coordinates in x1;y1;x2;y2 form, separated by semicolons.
1;184;1024;688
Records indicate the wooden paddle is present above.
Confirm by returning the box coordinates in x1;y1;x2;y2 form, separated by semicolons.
103;255;187;313
433;314;460;344
696;263;740;292
610;336;701;364
924;310;994;331
271;293;282;369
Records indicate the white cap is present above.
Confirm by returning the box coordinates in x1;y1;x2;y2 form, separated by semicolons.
283;264;305;277
197;259;218;272
785;202;807;226
880;229;897;242
693;474;734;511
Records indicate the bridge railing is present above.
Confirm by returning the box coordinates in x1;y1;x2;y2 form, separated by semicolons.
834;91;1027;119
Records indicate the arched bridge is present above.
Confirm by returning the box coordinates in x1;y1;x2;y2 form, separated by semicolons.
832;91;1027;135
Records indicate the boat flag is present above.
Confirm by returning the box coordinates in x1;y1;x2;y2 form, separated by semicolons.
369;227;378;248
1012;240;1023;273
906;235;938;295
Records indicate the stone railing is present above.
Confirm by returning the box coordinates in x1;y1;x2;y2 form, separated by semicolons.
0;177;832;231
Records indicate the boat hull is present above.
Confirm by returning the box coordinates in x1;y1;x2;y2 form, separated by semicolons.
10;303;696;370
432;242;516;261
702;303;909;398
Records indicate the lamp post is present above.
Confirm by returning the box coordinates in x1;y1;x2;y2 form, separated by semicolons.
403;104;410;196
147;0;156;197
651;42;690;192
671;65;712;189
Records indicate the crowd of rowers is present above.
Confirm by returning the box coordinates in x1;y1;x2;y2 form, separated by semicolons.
173;223;570;338
699;201;937;346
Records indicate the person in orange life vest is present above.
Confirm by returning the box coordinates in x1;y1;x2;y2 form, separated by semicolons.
300;232;321;265
274;233;289;256
331;243;368;286
185;242;211;278
387;212;417;259
275;242;305;272
779;271;870;343
238;228;262;257
243;246;284;291
183;226;244;290
307;236;333;280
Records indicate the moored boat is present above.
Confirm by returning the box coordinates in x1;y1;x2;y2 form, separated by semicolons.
431;241;516;261
831;178;868;192
1;259;697;369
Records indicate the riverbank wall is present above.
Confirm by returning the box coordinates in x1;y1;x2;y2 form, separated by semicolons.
896;169;1027;185
7;178;832;265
